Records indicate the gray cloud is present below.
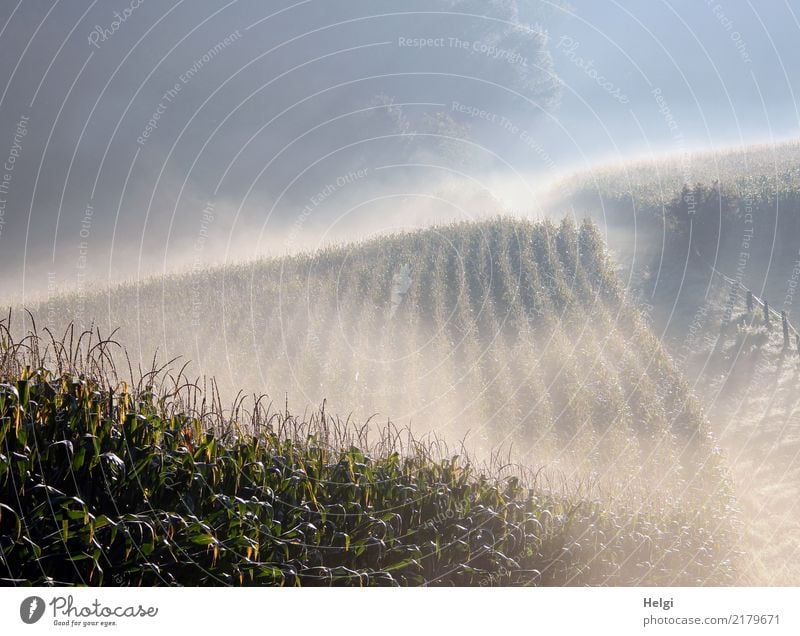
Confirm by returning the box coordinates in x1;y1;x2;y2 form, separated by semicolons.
0;0;562;300
0;0;796;301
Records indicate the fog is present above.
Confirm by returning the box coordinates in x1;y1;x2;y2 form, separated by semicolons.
3;1;800;587
0;0;797;301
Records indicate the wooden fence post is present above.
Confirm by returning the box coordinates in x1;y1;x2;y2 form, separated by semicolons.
764;299;770;327
747;290;754;313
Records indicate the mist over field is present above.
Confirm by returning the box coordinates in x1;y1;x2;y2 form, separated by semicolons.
0;1;797;299
0;0;799;588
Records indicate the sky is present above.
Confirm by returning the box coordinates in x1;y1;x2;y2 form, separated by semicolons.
0;0;797;300
542;0;799;162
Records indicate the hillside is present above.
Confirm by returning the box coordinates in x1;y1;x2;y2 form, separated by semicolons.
545;141;800;584
0;323;738;586
1;217;741;584
12;218;725;496
544;140;800;344
669;269;800;585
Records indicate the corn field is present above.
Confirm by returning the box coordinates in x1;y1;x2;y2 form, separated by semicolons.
0;321;739;585
14;219;725;494
1;217;742;585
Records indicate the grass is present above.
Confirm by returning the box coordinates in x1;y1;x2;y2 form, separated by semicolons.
2;216;744;585
543;140;800;583
0;321;740;586
13;219;722;492
544;140;800;340
668;274;800;585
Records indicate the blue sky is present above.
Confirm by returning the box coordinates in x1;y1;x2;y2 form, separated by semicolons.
536;0;799;166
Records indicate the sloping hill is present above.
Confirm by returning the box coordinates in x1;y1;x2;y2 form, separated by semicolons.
2;217;741;584
544;140;800;583
543;140;800;343
674;272;800;585
14;218;723;499
0;323;737;586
